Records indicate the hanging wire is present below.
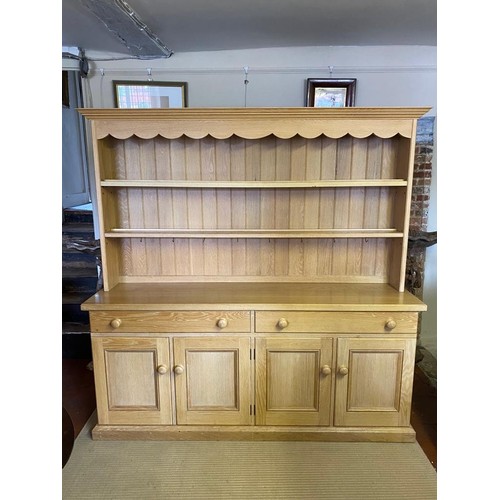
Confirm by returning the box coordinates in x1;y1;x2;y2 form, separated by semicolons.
99;68;105;107
243;66;249;107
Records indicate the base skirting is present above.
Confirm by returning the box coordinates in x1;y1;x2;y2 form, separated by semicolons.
91;424;416;442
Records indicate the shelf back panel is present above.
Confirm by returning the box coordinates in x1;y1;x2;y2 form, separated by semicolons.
103;237;393;284
99;135;408;182
105;186;397;232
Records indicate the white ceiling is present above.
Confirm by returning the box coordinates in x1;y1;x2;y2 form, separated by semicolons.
62;0;437;57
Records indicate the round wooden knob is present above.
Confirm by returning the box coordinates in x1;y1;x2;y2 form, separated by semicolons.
216;318;228;329
110;318;122;329
385;319;397;331
157;365;168;375
338;365;348;376
173;365;185;375
321;365;332;376
277;318;289;330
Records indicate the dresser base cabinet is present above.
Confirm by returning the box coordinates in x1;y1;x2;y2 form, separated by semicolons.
84;282;425;442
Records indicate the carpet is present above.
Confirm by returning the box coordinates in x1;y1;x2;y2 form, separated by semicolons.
62;412;436;499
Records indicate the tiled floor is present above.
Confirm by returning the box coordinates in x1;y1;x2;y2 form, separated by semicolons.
62;358;437;469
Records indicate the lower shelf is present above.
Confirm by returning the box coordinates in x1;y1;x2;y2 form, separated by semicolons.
91;424;416;442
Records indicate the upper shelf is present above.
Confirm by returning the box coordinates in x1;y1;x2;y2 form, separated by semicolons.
100;179;408;189
78;107;431;141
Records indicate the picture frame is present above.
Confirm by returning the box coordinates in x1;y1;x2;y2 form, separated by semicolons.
305;78;356;108
113;80;188;108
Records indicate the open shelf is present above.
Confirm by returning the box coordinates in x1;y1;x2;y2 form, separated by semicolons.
100;179;408;189
104;228;404;239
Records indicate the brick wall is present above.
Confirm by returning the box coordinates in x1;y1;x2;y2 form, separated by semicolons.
410;117;435;231
406;117;435;300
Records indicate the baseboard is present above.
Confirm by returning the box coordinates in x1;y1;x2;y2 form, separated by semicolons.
91;424;416;442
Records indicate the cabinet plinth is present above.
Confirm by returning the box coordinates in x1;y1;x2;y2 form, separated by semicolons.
80;107;429;442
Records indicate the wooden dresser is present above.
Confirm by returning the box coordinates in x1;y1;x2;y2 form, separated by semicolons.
79;107;429;442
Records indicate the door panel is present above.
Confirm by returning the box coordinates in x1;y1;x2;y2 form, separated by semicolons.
256;337;333;426
106;350;157;408
348;350;402;410
334;337;415;427
92;337;172;425
173;337;252;425
267;350;319;410
186;350;238;409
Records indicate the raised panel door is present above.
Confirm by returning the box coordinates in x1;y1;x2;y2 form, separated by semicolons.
334;337;416;427
173;337;252;425
256;337;333;426
91;337;172;425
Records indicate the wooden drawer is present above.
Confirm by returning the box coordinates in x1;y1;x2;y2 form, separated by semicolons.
255;311;418;334
90;311;251;333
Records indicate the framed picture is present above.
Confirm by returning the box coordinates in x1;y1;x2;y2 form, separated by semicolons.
306;78;356;108
113;80;188;108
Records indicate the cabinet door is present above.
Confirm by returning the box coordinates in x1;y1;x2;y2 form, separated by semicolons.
173;337;252;425
256;337;333;426
334;337;416;427
91;337;172;425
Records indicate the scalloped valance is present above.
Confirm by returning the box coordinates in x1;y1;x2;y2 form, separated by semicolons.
78;107;431;141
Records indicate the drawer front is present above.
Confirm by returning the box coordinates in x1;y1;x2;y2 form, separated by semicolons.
90;311;251;333
255;311;418;334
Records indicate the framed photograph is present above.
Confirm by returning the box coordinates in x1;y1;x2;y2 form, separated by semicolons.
113;80;188;108
306;78;356;108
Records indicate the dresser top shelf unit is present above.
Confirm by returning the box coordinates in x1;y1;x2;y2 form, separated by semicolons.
79;107;430;293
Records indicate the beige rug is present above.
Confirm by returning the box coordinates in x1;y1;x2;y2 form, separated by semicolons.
62;412;436;499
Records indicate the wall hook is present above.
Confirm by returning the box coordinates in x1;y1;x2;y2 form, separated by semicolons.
243;66;249;107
